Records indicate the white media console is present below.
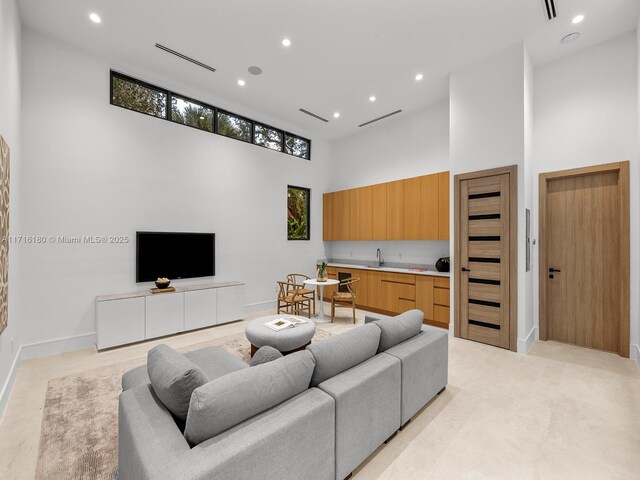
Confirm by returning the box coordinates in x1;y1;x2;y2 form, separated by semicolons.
95;281;245;350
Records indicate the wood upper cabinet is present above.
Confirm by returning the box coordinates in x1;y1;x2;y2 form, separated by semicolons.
371;183;387;240
403;177;421;240
438;171;450;240
323;193;333;240
358;186;373;240
321;171;449;242
386;180;403;240
420;174;439;240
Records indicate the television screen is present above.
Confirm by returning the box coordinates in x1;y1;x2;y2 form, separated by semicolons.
136;232;215;282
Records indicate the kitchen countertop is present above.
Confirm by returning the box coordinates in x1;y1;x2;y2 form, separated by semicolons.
326;262;450;278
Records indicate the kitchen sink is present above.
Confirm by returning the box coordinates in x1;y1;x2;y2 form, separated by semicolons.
366;265;383;269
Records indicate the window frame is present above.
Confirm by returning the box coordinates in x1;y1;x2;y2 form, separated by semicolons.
109;70;312;160
287;185;311;241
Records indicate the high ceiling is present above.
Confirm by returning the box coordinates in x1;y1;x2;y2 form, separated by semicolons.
17;0;640;140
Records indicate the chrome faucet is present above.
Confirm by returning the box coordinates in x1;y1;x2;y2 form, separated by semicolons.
376;248;384;267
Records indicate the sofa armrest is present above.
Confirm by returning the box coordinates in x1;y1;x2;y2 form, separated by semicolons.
168;388;335;480
118;384;191;480
364;312;392;324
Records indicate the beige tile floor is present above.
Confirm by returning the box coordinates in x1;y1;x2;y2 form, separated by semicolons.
1;304;639;480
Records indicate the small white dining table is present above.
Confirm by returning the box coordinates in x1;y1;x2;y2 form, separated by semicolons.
303;278;340;323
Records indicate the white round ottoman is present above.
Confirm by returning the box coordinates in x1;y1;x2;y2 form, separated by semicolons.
245;315;316;356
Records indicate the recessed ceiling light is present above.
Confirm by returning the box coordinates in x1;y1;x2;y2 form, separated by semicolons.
415;73;423;81
248;66;263;75
237;79;246;86
89;13;101;24
282;38;291;47
333;112;340;118
572;14;584;24
561;32;581;44
369;96;376;102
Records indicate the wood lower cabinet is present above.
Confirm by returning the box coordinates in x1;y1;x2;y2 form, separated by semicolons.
322;267;448;328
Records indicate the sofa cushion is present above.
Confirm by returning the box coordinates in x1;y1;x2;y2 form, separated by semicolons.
307;323;381;387
250;345;283;366
122;346;248;391
184;350;316;445
373;309;424;353
147;344;209;421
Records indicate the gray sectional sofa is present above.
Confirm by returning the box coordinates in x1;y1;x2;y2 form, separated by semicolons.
118;309;448;480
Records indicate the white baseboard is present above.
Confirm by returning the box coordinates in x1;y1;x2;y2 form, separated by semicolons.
517;326;537;354
631;344;640;368
245;300;276;315
20;332;96;361
0;345;23;420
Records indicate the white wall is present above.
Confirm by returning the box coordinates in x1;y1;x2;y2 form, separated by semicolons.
0;0;21;416
637;17;640;366
17;29;331;350
449;43;530;351
532;32;639;357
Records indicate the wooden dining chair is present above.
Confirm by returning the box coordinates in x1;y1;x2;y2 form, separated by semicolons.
287;273;316;314
276;281;312;318
331;277;360;324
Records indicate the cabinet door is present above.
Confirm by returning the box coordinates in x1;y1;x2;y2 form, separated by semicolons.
184;289;217;331
332;190;343;240
337;190;350;241
146;293;184;339
403;177;421;240
386;180;403;240
218;285;245;324
371;183;387;240
420;174;439;240
381;280;399;313
366;271;383;309
358;187;373;240
96;297;145;350
323;193;333;241
348;189;359;240
438;171;450;240
415;276;435;321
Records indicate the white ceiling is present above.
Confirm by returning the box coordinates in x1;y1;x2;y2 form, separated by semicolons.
17;0;640;140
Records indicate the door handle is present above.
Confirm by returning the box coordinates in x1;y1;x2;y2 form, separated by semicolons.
549;268;561;273
461;267;470;272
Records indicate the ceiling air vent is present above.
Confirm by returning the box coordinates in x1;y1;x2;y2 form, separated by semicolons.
299;108;329;123
358;109;403;128
155;44;216;73
542;0;557;20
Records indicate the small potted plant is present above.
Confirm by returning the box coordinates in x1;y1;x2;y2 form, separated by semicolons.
317;262;328;282
435;257;450;273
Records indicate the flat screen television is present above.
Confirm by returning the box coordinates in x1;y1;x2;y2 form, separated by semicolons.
136;231;215;282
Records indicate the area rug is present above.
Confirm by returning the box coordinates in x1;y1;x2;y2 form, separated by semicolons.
35;327;333;480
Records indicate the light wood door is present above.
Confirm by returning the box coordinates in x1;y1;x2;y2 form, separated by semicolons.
457;169;515;349
358;186;373;240
403;177;421;240
386;180;403;240
323;193;333;240
438;171;450;240
372;183;387;240
541;163;629;356
420;174;439;239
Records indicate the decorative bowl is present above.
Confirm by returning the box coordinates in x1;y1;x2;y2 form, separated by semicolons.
155;280;171;289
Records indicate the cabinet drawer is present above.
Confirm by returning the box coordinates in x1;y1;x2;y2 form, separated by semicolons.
433;287;450;306
398;283;416;301
434;277;450;288
434;305;450;324
381;272;415;284
398;299;416;312
326;267;337;275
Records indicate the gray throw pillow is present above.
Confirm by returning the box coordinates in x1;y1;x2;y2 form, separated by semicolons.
184;350;315;445
306;323;381;387
250;345;283;366
373;309;424;352
147;344;208;421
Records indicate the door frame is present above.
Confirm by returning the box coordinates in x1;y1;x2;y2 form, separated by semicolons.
454;165;518;352
539;161;630;357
